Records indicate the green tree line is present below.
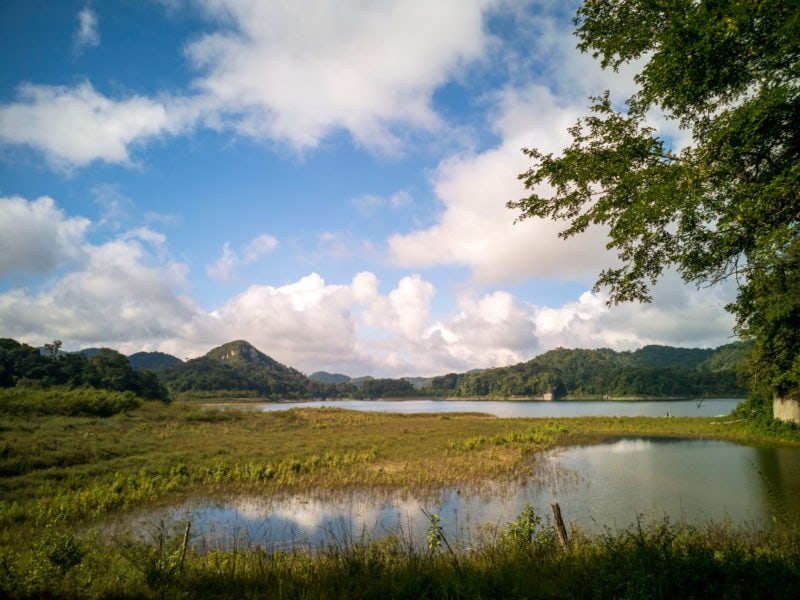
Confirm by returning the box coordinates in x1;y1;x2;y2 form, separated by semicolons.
0;338;167;401
1;337;749;402
423;344;750;399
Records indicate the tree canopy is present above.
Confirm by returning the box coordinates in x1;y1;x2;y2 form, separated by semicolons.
0;339;168;401
509;0;800;399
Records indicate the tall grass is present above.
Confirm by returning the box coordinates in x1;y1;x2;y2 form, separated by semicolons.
1;508;798;599
1;400;799;597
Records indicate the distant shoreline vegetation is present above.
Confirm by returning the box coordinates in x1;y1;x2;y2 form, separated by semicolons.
1;337;751;403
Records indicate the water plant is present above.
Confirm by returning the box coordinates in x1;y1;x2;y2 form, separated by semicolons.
2;400;800;597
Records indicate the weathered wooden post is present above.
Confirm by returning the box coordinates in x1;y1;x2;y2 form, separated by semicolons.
179;521;191;572
551;503;569;549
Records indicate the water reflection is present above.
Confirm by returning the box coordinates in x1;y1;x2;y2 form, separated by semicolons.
122;438;800;552
752;446;800;520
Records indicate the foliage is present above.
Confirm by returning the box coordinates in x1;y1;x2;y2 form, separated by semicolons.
1;403;799;597
38;527;85;576
0;387;141;417
128;351;182;370
1;513;799;599
508;0;800;401
0;338;167;401
158;340;311;400
423;343;748;399
353;377;417;399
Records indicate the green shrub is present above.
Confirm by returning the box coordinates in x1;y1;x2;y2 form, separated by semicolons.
0;387;141;417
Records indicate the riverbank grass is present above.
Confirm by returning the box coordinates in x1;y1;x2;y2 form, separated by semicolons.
1;400;799;597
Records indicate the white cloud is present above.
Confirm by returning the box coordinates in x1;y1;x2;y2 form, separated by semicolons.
388;84;612;286
206;234;279;282
206;273;357;368
1;258;736;378
90;183;132;230
186;0;495;152
243;234;279;261
0;228;196;353
206;241;238;282
0;196;89;277
74;7;100;53
352;190;413;217
532;279;737;353
427;289;539;369
0;82;193;169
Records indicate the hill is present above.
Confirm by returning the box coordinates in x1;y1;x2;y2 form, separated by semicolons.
309;371;351;384
158;340;310;399
128;351;182;370
425;343;751;399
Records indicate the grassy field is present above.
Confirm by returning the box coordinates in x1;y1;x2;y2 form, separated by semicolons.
1;395;799;598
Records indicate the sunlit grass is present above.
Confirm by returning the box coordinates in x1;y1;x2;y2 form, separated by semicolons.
1;400;799;597
2;403;798;529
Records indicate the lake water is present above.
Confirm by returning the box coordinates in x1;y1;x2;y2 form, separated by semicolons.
225;397;742;418
129;436;800;552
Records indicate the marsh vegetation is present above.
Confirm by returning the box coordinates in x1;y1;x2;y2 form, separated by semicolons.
1;394;799;598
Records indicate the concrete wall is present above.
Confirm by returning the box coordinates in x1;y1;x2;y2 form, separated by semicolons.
773;397;800;423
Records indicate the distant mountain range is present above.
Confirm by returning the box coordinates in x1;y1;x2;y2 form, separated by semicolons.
20;338;749;400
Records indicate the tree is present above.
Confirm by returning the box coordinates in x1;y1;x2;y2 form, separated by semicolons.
85;349;138;392
44;340;62;359
509;0;799;401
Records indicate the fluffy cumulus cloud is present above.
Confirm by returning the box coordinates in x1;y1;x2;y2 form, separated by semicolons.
388;85;613;286
0;226;198;354
385;0;648;287
0;194;735;375
0;82;193;169
203;271;529;375
206;273;357;368
186;0;495;151
0;196;90;277
0;1;501;168
532;279;737;353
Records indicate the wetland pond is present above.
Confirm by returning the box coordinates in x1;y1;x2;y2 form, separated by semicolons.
125;434;800;552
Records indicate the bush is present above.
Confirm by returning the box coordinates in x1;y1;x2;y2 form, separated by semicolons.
0;387;141;417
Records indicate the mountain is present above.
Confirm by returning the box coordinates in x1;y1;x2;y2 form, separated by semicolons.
158;340;309;399
206;340;287;370
128;351;182;370
309;371;351;384
77;347;103;358
425;343;750;399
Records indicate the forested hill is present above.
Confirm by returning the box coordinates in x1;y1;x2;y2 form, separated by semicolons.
424;343;751;399
2;337;750;400
157;340;311;399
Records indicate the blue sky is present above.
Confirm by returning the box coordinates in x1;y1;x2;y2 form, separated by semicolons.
0;1;737;376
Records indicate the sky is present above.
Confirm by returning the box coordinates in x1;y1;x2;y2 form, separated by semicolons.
0;0;738;377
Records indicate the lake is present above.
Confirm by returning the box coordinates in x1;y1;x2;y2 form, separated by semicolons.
222;397;742;418
127;435;800;552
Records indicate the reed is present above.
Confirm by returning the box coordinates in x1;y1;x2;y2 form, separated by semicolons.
1;400;799;598
2;508;798;599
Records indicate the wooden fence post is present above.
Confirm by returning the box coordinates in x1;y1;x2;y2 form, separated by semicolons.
179;521;191;571
551;503;569;549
